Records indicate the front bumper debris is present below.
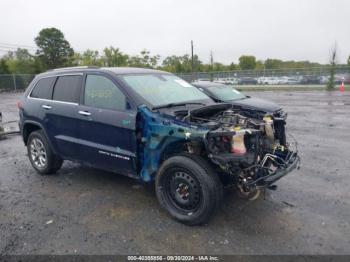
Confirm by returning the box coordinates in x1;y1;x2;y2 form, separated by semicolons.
246;150;300;188
262;152;300;186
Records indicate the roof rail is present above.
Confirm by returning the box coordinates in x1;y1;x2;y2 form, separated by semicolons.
48;66;100;71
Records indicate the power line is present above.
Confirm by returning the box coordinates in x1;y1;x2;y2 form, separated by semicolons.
0;43;37;51
0;43;88;54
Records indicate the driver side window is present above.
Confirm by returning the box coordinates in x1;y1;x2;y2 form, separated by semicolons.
84;75;127;111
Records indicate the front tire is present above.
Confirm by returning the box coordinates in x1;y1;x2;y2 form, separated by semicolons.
27;130;63;175
155;154;223;225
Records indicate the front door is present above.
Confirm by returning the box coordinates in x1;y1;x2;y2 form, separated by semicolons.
76;73;137;177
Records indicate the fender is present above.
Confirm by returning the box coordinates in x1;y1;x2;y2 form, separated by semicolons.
22;120;58;155
137;105;209;182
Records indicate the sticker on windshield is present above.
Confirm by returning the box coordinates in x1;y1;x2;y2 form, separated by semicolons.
232;89;241;94
174;79;192;87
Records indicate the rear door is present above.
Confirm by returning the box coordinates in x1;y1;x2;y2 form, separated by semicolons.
76;73;138;177
44;74;83;160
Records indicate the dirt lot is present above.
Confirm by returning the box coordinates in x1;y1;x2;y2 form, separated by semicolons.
0;91;349;255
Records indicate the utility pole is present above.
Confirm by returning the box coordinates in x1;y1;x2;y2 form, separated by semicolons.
191;40;194;81
191;40;194;71
210;50;214;82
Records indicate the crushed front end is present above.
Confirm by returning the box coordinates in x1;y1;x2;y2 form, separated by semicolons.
186;104;300;196
137;103;299;197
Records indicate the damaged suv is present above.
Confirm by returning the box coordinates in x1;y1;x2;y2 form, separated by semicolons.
19;67;299;225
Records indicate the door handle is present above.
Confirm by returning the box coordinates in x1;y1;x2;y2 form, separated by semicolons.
78;110;91;116
42;105;52;110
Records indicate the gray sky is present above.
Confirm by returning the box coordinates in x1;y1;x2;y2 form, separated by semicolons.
1;0;349;64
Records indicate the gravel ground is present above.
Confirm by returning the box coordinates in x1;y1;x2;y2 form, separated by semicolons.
0;91;349;255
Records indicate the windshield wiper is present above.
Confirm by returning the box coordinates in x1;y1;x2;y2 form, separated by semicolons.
152;102;206;110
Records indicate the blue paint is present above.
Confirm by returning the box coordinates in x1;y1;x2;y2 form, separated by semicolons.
138;105;209;182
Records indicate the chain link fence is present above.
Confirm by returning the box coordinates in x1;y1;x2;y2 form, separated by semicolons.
0;74;35;92
0;66;349;92
176;65;350;85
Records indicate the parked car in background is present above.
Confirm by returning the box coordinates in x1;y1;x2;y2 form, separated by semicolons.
238;77;258;85
257;77;280;85
334;74;350;84
319;76;329;84
214;77;240;85
300;75;321;84
285;77;302;85
276;76;289;85
192;81;288;144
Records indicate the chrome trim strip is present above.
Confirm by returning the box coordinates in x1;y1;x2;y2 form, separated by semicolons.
28;97;78;106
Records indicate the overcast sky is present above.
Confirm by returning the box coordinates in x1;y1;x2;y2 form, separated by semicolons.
1;0;349;64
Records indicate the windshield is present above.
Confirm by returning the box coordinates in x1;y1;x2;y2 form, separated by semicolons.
121;74;210;107
208;85;246;101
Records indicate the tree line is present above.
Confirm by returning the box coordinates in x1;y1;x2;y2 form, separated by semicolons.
1;27;349;75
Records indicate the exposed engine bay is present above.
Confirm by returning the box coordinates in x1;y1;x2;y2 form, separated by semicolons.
137;103;299;199
172;103;300;198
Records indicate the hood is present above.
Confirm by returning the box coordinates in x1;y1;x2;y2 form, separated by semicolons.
230;97;281;113
154;101;228;117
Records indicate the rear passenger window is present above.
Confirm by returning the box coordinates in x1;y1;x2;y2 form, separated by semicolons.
53;75;82;103
84;75;127;111
30;77;56;99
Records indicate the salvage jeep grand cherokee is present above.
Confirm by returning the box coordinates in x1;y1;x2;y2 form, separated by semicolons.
19;67;299;225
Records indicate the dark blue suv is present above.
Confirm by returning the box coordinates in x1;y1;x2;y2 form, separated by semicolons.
19;66;299;225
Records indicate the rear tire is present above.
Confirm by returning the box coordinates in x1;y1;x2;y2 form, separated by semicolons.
27;130;63;175
155;153;223;225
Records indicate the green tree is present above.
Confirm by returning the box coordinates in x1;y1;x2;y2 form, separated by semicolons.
0;58;12;91
161;54;202;73
84;50;100;65
255;60;265;70
210;62;224;71
35;27;74;70
347;55;350;66
0;59;10;74
239;55;256;70
162;55;184;72
128;49;160;68
3;48;37;74
140;49;160;68
75;49;102;66
102;47;128;67
264;59;282;69
228;62;237;71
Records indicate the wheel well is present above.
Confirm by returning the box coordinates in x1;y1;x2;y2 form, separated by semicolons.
160;140;206;166
23;123;41;145
160;141;232;186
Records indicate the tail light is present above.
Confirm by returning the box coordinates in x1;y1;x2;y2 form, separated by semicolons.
16;101;22;109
